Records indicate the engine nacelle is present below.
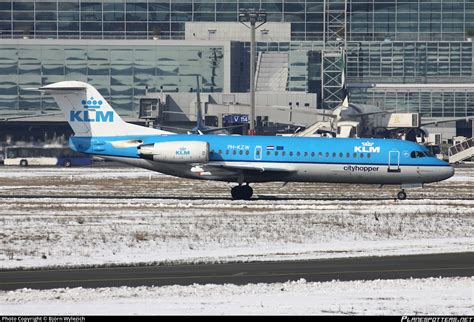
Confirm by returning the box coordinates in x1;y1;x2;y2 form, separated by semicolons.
138;141;209;163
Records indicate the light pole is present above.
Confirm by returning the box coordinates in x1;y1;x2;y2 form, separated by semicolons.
239;9;267;135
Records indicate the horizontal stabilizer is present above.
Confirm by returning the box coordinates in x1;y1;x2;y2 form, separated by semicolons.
38;86;87;91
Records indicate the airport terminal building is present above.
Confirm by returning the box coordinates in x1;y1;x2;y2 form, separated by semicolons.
0;0;473;140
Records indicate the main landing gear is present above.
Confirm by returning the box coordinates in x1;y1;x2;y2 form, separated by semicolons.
231;184;253;200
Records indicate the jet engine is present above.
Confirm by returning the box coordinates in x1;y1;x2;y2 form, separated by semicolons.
138;141;209;163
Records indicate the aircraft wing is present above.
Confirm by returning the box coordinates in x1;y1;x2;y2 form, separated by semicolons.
209;162;295;173
273;106;338;118
0;112;64;121
188;162;294;182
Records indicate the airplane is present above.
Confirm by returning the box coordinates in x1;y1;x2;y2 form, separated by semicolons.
291;96;474;144
289;96;403;138
34;81;454;200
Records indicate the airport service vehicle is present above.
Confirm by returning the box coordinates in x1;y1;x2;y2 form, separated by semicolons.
3;146;92;167
36;81;454;200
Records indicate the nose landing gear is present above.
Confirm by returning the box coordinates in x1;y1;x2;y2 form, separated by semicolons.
231;184;253;200
397;190;407;200
397;183;423;200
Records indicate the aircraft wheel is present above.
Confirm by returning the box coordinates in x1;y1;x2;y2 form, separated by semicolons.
242;185;253;200
397;190;407;200
20;159;28;167
231;185;253;200
63;159;72;167
231;186;242;200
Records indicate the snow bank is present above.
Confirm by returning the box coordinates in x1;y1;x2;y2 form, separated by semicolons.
1;277;472;315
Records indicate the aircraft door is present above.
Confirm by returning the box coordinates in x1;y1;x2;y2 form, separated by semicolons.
254;146;262;161
388;151;400;173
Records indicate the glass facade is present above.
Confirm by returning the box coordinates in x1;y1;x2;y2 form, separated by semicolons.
1;39;472;118
345;41;474;117
0;0;473;41
0;0;473;119
350;88;474;118
347;41;473;83
0;42;225;115
243;40;474;117
288;50;309;91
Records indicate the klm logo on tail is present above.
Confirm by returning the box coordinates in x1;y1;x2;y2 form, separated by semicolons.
70;97;114;122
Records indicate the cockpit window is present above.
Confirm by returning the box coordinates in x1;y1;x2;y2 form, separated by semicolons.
424;150;435;157
410;151;425;158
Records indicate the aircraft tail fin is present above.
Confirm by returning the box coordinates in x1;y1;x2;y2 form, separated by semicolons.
341;95;349;108
37;81;172;137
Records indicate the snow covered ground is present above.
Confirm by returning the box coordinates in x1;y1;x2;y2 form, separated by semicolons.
0;165;472;315
0;165;473;269
1;277;472;315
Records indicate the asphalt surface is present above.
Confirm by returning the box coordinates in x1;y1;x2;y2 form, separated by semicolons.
0;252;472;291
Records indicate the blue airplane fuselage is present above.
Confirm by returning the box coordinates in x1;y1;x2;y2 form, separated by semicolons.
69;134;454;185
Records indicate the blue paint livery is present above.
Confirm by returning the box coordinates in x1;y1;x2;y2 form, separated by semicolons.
69;134;450;168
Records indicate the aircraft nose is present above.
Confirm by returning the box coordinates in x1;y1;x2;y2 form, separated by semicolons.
440;164;455;181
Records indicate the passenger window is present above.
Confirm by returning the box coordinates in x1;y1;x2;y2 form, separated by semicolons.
360;153;364;158
339;152;343;158
239;150;243;155
233;150;237;155
346;152;350;158
318;152;322;157
267;151;271;156
246;150;250;155
325;152;329;157
332;152;336;157
290;151;294;156
275;151;279;156
282;151;286;156
311;152;315;157
218;149;222;154
353;153;357;158
367;153;371;159
297;152;301;156
256;150;260;156
226;150;229;155
304;152;308;157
